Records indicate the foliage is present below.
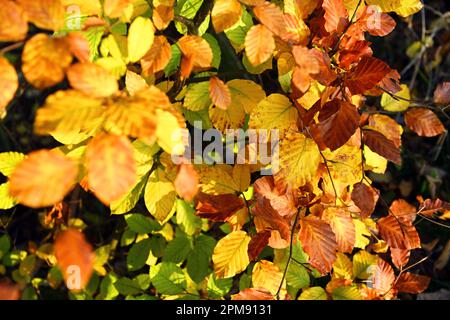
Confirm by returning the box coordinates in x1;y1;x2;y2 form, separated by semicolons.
0;0;449;300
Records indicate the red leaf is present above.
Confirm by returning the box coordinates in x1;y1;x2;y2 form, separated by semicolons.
310;48;337;86
195;193;244;222
345;56;391;95
299;216;338;274
363;129;401;165
248;230;272;261
395;272;430;294
404;108;445;137
390;199;416;223
317;99;360;151
351;182;379;218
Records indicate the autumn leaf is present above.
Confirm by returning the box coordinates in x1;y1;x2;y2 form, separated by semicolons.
362;128;401;165
196;193;244;222
152;0;174;30
174;162;199;202
212;230;251;278
86;133;137;205
141;36;172;76
322;0;348;33
368;114;403;148
0;57;18;118
245;24;275;66
252;260;285;296
178;35;213;78
322;208;356;253
351;182;380;218
404;108;445;137
209;77;231;110
67;62;118;98
248;230;271;261
128;17;155;63
317;100;360;151
433;82;450;105
17;0;65;31
212;0;242;33
232;288;274;300
358;6;396;36
365;0;423;18
0;0;28;42
391;247;410;269
54;229;95;291
345;56;391;95
299;216;338;274
371;258;395;297
145;168;177;224
103;0;133;18
253;2;286;37
377;214;420;250
0;282;20;300
395;272;430;294
22;34;73;89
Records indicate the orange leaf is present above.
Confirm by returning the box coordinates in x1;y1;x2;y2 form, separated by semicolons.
404;108;445;137
345;56;391;95
152;2;174;30
178;35;213;69
299;216;338;274
395;272;430;294
433;82;450;105
67;62;118;98
9;150;78;208
253;2;286;37
22;34;73;89
317;100;360;151
351;182;379;218
209;77;232;110
245;24;275;66
390;199;416;223
322;0;348;33
54;229;95;291
253;176;297;217
417;198;450;218
322;208;355;253
358;7;395;37
371;259;395;297
368;114;403;148
390;247;410;269
17;0;65;31
0;282;20;300
141;36;172;76
66;32;91;63
377;215;420;250
174;163;199;202
0;0;28;42
86;133;137;205
212;0;242;33
362;128;401;165
103;0;133;18
0;57;18;117
195;192;244;222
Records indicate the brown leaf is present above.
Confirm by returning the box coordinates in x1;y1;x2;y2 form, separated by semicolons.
345;56;391;95
358;7;395;36
299;216;338;274
310;48;337;86
252;197;291;244
195;192;244;222
209;77;231;110
395;272;430;294
254;176;297;217
404;108;445;137
390;199;416;223
54;229;95;291
317;99;360;151
152;2;174;30
66;32;90;63
363;128;401;164
377;215;420;250
174;163;199;202
351;182;379;218
417;197;450;218
248;230;271;261
390;247;410;269
368;114;403;148
433;82;450;105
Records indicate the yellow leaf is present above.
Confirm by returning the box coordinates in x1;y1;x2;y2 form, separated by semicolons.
0;57;18;118
249;94;298;135
198;164;239;195
212;230;251;278
103;0;133;18
0;0;28;42
212;0;242;33
252;260;285;296
61;0;101;15
232;165;251;192
17;0;65;31
22;34;73;89
333;253;353;280
354;219;371;249
274;132;321;189
127;17;155;63
144;168;176;224
9;150;78;208
155;109;187;155
381;84;410;112
364;145;388;174
125;70;149;96
352;250;377;279
0;152;25;177
86;133;137;205
298;286;328;300
35;90;104;136
366;0;423;17
67;62;119;98
245;24;275;66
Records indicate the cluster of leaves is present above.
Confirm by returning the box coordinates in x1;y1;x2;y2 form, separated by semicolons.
0;0;449;300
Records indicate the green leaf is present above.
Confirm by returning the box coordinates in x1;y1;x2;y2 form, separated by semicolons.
164;45;182;77
332;285;362;300
163;230;193;264
0;152;25;177
97;273;119;300
83;26;105;61
0;234;11;259
286;263;310;289
175;0;205;34
176;199;202;236
298;287;328;300
0;183;16;210
150;262;187;295
207;274;232;298
203;33;221;69
184;82;212;111
182;107;213;130
127;238;152;271
120;228;136;247
134;274;151;291
187;234;216;283
114;277;142;296
125;213;161;234
225;9;253;47
150;236;167;258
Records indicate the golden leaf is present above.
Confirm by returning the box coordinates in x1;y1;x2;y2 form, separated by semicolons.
0;0;28;42
0;57;18;118
212;0;242;33
17;0;65;31
67;62;118;98
245;24;275;66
